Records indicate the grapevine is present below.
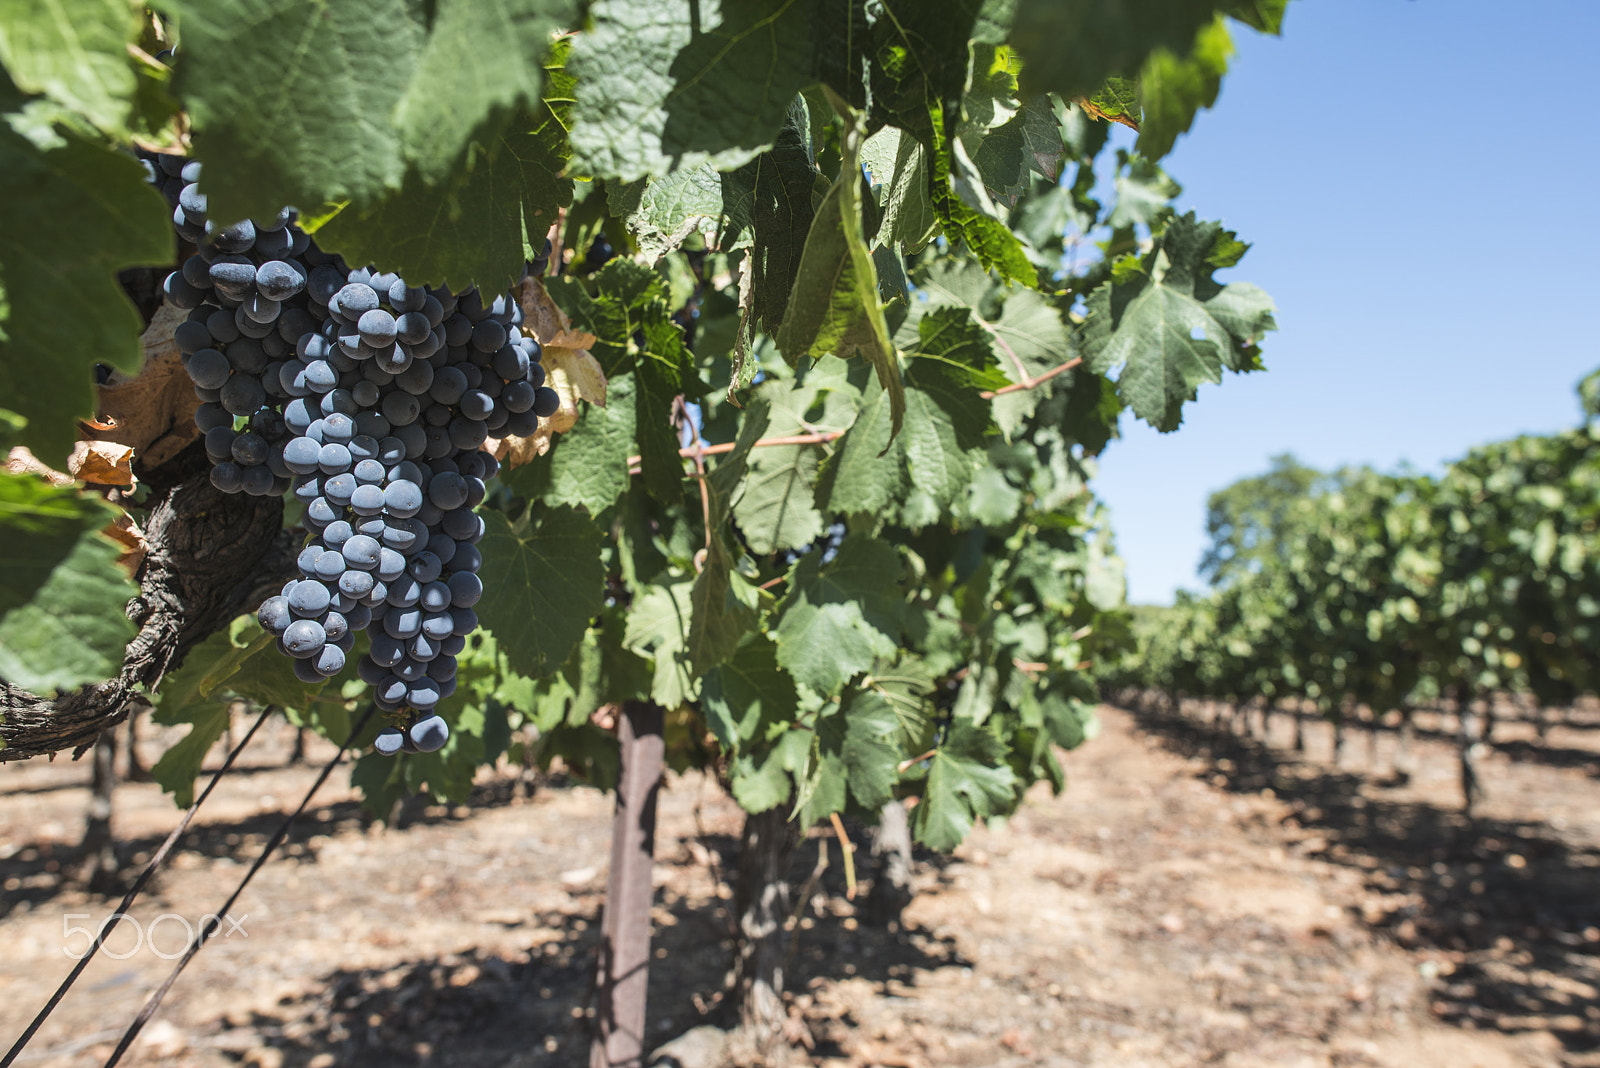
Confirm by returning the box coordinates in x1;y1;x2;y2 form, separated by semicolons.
140;150;559;754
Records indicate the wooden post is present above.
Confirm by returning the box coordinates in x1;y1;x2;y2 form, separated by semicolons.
591;701;665;1068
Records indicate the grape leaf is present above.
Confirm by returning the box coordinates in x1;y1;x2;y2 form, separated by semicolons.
1106;152;1181;229
477;504;607;677
312;120;523;291
686;407;766;674
313;37;576;292
1135;17;1232;160
775;128;903;437
732;374;853;555
609;164;724;263
0;475;136;695
0;473;119;616
912;719;1017;850
568;0;820;181
798;687;901;824
773;535;903;696
391;0;577;184
1081;212;1274;431
1008;0;1224;101
969;95;1066;206
701;633;799;750
813;376;905;517
0;0;140;135
159;0;423;226
860;125;938;254
987;289;1076;438
729;727;809;813
719;98;820;335
504;369;636;515
0;121;171;465
622;578;696;709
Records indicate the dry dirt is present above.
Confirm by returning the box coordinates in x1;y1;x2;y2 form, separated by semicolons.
2;700;1598;1068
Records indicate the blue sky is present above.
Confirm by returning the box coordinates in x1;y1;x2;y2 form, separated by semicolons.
1092;0;1600;605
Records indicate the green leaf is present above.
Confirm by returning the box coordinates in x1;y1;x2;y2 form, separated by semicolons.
988;289;1076;438
0;483;135;695
568;0;820;181
1008;0;1225;101
507;368;637;515
913;719;1017;850
701;632;799;750
391;0;577;184
149;705;229;808
813;376;905;517
968;95;1065;206
147;625;271;807
860;125;938;254
1135;17;1232;160
0;123;171;465
159;0;424;226
1081;212;1274;431
477;504;607;678
0;473;120;617
729;727;808;813
687;407;766;674
733;378;840;555
719;98;820;337
610;164;724;262
773;535;904;695
0;0;140;135
775;126;904;437
313;38;576;291
623;578;696;708
799;687;901;823
1106;153;1181;230
927;104;1036;286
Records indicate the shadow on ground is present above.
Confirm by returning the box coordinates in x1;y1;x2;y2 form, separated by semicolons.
1124;698;1600;1059
0;776;530;921
223;851;965;1068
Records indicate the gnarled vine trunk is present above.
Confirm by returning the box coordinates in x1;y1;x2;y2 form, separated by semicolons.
77;728;121;892
866;799;914;929
731;804;802;1056
0;464;296;764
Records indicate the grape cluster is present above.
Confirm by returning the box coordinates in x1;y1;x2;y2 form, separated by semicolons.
140;151;560;756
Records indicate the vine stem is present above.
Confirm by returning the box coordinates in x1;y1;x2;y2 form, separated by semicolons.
626;430;845;472
622;353;1082;474
979;356;1084;399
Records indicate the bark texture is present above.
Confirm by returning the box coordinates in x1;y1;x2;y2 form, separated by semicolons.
78;728;121;892
0;463;296;763
866;799;915;928
732;804;802;1055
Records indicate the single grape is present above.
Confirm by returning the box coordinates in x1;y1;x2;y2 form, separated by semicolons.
373;727;406;756
383;479;423;518
240;465;276;495
186;348;232;390
210;461;244;493
283;618;327;658
410;714;449;751
447;571;483;608
342;534;382;570
532;386;561;417
257;595;291;634
288;578;333;617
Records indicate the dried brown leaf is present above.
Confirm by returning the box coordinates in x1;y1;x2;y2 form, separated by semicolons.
69;440;136;486
5;446;74;485
487;277;609;468
89;302;201;469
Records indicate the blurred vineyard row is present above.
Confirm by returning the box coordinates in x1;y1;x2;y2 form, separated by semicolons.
1099;374;1600;808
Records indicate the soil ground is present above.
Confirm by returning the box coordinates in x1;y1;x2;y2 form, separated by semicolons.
2;700;1598;1068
